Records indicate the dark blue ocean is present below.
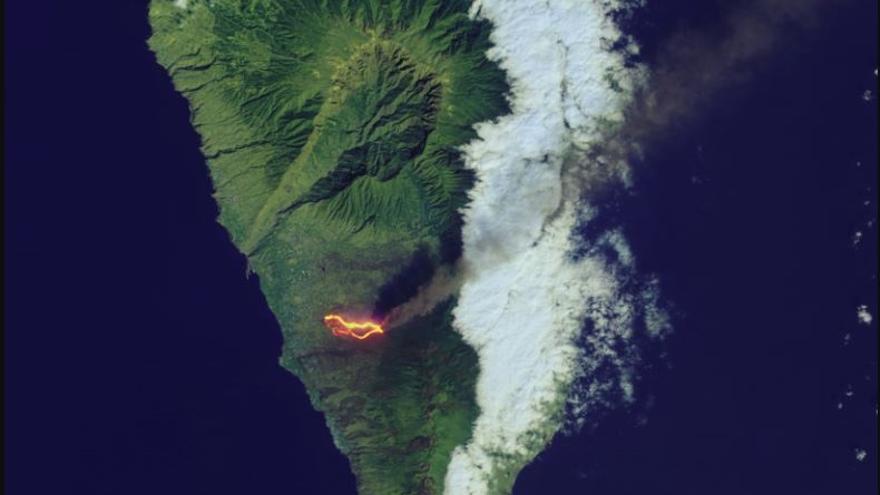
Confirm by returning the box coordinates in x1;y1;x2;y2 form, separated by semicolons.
5;1;876;495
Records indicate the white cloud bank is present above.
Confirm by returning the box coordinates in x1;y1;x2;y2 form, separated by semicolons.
857;305;873;325
445;1;667;494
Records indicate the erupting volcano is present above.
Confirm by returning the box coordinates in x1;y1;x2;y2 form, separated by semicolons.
323;314;385;340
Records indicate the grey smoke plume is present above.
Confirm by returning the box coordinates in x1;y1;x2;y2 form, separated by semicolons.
384;265;463;328
625;0;853;142
564;0;855;203
389;2;854;493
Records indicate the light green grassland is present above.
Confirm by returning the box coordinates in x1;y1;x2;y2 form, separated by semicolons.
149;1;509;493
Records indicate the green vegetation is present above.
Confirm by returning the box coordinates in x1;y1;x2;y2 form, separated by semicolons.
148;1;508;492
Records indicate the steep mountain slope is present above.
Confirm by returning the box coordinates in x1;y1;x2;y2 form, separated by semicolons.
149;1;508;493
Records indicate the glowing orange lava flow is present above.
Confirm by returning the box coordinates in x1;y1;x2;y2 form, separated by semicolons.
323;314;385;340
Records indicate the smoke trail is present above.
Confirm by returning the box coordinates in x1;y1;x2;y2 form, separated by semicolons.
440;1;857;492
443;1;666;493
620;0;854;144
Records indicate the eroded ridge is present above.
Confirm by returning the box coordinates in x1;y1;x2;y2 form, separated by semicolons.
149;1;509;493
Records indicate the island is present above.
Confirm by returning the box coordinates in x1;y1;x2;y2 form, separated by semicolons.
149;1;509;493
